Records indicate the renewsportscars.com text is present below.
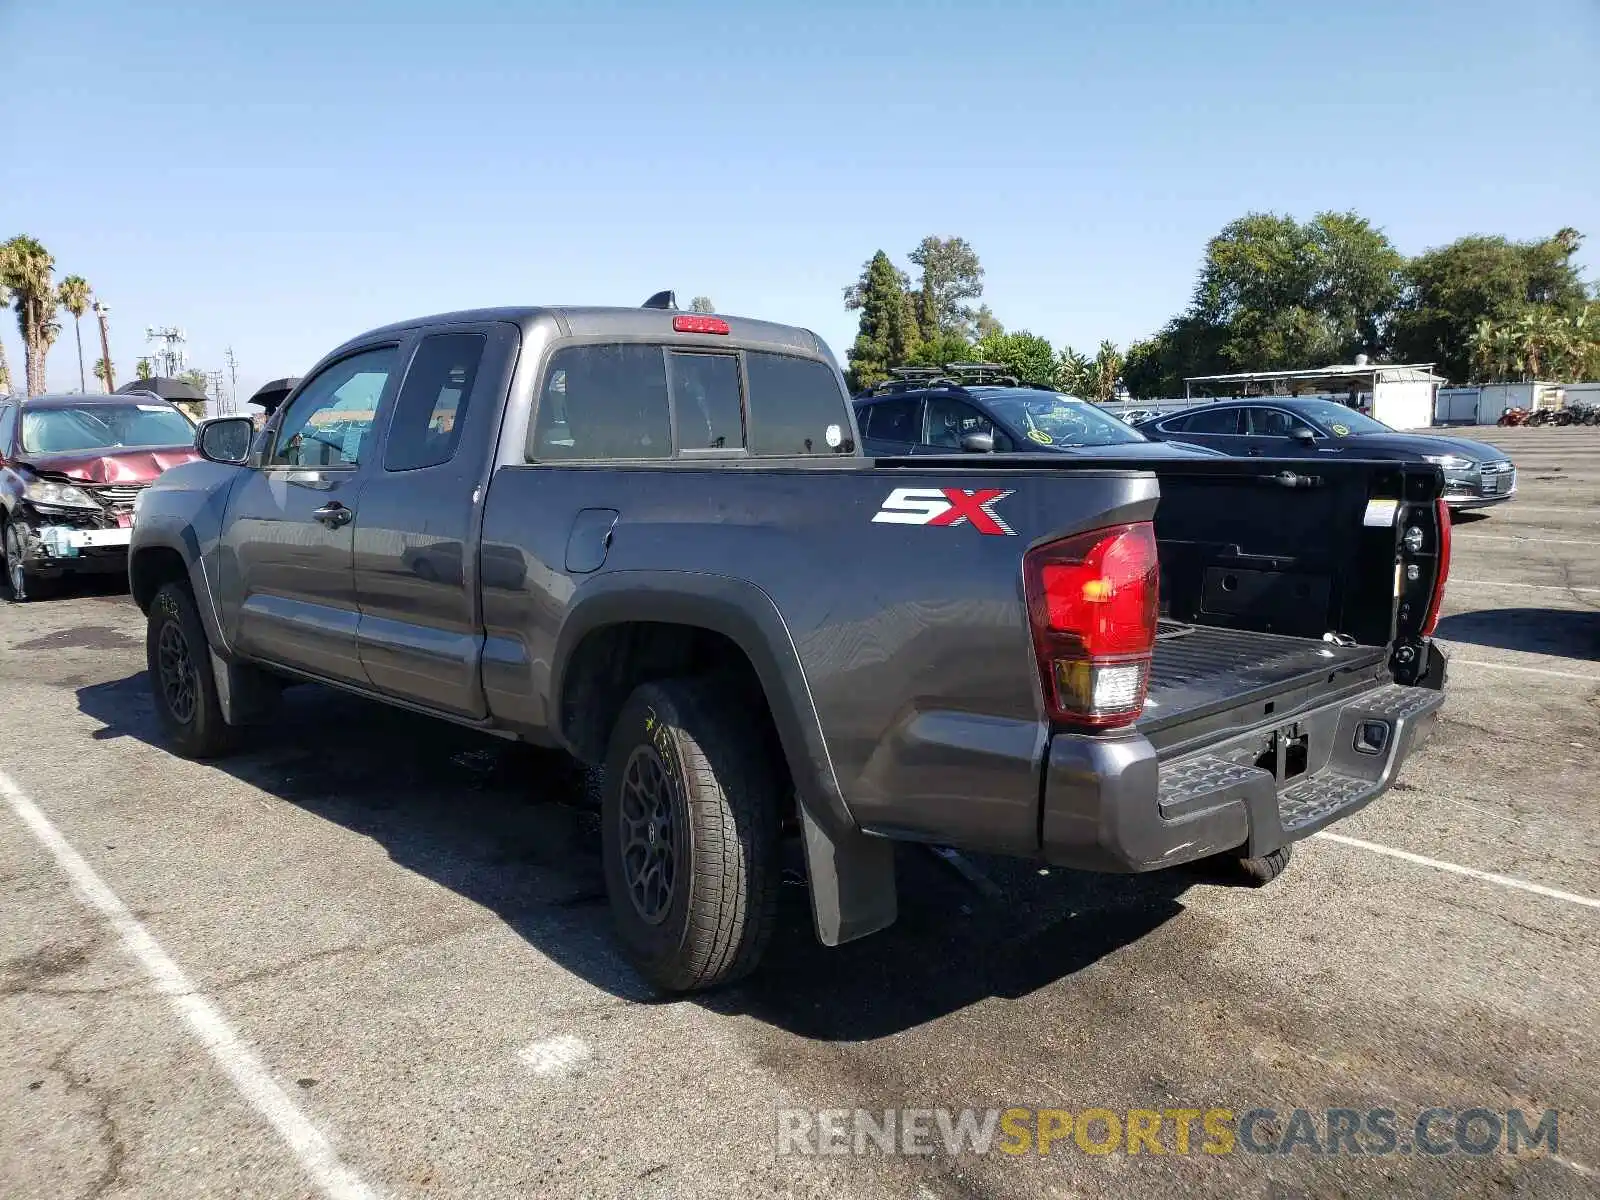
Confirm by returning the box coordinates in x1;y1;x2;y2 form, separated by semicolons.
775;1106;1560;1158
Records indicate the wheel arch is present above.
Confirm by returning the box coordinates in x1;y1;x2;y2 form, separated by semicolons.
551;571;896;946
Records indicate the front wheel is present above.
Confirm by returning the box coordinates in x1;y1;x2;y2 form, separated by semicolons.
146;581;239;759
600;679;780;993
3;518;45;602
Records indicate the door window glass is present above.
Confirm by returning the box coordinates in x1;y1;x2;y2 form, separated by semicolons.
385;333;487;471
270;347;398;468
1248;408;1315;437
1174;407;1242;435
862;398;920;443
924;396;994;448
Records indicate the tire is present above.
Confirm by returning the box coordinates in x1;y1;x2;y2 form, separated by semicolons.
600;679;780;993
1234;844;1294;886
146;581;240;759
2;517;46;603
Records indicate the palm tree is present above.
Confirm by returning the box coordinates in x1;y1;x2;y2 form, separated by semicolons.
0;235;58;395
0;276;12;396
57;275;92;392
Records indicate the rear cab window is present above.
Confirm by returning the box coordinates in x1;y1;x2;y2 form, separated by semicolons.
527;341;854;462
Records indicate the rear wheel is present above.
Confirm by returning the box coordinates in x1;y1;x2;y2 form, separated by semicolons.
600;679;780;993
147;581;239;759
1234;844;1294;886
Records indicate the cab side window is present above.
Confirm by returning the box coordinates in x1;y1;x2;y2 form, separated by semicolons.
270;347;399;468
385;333;487;471
0;405;15;456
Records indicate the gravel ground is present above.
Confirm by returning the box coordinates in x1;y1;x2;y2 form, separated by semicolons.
1;426;1596;1199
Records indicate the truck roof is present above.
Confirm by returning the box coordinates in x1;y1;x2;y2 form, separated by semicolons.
332;306;833;362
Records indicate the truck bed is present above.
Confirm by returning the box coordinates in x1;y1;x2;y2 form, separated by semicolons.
1141;621;1386;740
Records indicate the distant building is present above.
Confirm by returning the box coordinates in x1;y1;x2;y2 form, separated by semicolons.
1183;358;1446;430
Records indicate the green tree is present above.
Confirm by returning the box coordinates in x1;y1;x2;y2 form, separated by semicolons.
0;276;11;394
1;235;58;395
904;332;976;370
908;236;984;340
844;251;921;390
1119;317;1226;399
136;358;154;380
1192;211;1403;371
973;304;1003;339
974;330;1055;385
93;357;111;387
689;295;715;313
1469;304;1600;383
1391;229;1590;381
57;275;92;392
1088;340;1124;403
1056;345;1093;396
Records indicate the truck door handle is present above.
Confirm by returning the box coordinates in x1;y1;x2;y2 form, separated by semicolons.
312;502;353;528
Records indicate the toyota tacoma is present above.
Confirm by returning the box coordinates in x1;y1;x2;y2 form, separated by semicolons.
129;300;1450;992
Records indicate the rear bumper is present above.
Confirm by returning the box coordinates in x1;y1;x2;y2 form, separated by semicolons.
1040;651;1446;872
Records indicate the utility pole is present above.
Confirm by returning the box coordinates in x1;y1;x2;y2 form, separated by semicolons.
207;370;226;418
224;345;239;414
93;301;116;391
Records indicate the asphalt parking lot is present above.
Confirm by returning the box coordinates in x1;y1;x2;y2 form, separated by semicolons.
2;427;1596;1199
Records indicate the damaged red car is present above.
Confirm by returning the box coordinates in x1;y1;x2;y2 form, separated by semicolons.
0;393;199;600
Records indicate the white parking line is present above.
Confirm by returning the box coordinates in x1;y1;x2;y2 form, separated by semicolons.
1490;506;1595;515
1450;578;1600;594
1454;534;1600;547
1314;831;1600;910
1448;658;1600;683
0;768;382;1200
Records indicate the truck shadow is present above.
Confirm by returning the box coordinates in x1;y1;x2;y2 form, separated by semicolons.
1433;607;1600;661
77;672;1200;1041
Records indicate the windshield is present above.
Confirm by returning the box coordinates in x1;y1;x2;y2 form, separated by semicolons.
1290;400;1392;436
21;404;195;454
986;392;1146;447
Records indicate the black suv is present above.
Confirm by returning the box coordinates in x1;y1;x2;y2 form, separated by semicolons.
852;366;1216;459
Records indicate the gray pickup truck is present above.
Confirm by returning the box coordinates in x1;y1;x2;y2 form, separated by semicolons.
130;301;1450;993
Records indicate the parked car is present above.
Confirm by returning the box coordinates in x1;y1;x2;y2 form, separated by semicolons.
0;392;198;600
1135;398;1517;510
131;301;1449;994
853;377;1220;459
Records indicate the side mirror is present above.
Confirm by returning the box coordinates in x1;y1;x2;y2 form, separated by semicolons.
960;431;996;454
1291;427;1317;445
196;416;255;465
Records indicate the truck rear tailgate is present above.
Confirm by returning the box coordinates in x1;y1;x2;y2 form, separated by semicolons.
1141;621;1386;747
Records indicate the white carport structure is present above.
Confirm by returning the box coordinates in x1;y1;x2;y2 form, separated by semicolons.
1183;359;1446;430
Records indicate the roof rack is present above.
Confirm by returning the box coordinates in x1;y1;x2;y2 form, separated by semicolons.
942;362;1019;386
860;361;1024;398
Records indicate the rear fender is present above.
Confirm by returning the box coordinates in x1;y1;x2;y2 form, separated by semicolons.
551;570;896;945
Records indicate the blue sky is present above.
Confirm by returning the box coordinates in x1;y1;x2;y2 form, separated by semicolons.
2;0;1596;402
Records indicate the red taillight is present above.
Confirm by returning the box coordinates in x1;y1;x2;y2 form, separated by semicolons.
1024;522;1159;729
1422;498;1452;636
672;314;729;335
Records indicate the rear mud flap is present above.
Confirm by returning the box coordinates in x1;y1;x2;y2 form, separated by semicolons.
800;805;897;946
